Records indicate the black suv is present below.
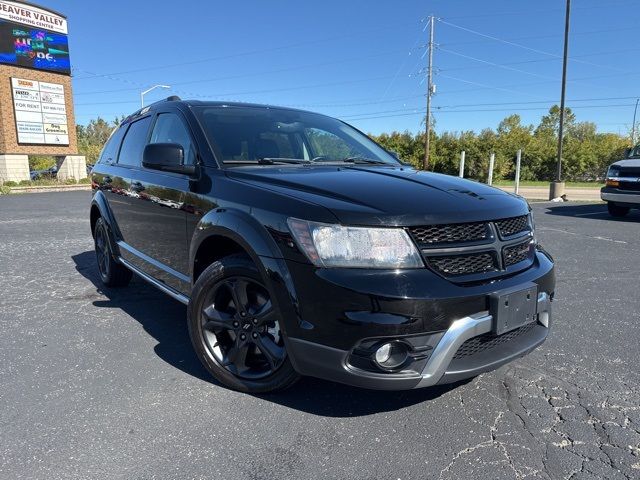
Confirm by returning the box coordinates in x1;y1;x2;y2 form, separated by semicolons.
90;98;555;393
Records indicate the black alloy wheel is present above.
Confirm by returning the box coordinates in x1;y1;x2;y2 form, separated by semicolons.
607;202;630;218
95;221;110;279
188;254;299;392
201;277;285;378
93;217;132;287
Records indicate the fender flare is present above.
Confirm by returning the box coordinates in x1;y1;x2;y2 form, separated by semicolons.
189;208;305;333
90;190;122;257
189;208;284;274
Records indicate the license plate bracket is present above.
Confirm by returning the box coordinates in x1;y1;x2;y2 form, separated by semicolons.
490;283;538;335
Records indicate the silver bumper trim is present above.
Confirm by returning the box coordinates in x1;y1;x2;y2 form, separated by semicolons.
601;192;640;204
415;291;551;388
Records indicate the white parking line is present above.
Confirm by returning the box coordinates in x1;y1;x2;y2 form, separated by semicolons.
538;227;627;244
574;211;608;217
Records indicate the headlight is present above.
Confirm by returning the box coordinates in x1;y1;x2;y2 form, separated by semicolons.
528;210;537;245
287;218;423;268
607;166;620;178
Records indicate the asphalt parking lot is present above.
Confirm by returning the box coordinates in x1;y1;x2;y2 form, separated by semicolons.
1;191;639;480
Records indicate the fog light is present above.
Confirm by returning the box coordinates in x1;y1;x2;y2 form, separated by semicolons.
373;342;408;369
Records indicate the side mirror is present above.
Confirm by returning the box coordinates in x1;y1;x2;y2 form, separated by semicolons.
143;143;196;175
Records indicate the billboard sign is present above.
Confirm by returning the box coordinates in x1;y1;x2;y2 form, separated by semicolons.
0;1;67;34
11;77;69;145
0;2;69;74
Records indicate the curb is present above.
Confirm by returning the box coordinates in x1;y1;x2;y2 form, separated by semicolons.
7;184;91;194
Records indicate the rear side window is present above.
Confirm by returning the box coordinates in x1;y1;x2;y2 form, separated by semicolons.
117;116;152;167
149;113;196;165
97;126;126;164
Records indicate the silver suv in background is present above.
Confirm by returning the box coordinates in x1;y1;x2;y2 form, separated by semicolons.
601;145;640;217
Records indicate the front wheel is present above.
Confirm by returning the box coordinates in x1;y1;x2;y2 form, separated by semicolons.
187;254;300;393
607;202;630;217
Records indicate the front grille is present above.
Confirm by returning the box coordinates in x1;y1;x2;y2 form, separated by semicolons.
619;167;640;177
453;321;537;359
495;215;530;238
409;222;488;246
428;252;498;276
412;214;534;280
503;240;533;267
618;181;640;192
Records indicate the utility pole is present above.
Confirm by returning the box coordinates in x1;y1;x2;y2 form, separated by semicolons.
423;15;435;170
551;0;571;200
632;98;639;145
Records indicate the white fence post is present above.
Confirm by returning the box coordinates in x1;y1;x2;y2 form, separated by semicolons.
515;149;522;194
487;153;495;185
459;150;465;178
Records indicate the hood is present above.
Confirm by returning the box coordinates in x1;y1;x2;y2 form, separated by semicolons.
612;158;640;168
225;165;529;226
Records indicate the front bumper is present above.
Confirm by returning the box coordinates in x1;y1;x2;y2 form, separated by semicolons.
601;186;640;205
281;249;555;390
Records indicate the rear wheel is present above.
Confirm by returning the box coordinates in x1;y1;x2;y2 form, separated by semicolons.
188;254;299;393
93;217;132;287
607;202;630;217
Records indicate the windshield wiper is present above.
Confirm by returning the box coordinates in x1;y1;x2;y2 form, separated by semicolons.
341;156;389;165
257;157;311;165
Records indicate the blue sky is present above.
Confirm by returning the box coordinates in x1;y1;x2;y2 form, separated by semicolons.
46;0;640;136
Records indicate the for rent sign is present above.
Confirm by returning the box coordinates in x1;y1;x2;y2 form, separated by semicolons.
11;77;68;145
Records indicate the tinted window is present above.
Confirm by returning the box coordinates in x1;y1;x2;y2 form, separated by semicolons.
195;106;398;165
117;116;152;167
149;113;196;165
97;126;126;164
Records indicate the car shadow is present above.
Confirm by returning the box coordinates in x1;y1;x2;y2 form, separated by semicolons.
72;250;465;417
543;203;640;222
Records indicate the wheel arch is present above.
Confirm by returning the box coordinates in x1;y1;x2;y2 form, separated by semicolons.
90;191;122;256
189;208;305;337
189;208;284;284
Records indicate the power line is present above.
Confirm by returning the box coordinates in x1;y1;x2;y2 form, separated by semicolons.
438;47;558;81
441;1;638;21
72;49;407;97
441;26;638;47
72;21;417;81
340;103;637;121
438;73;546;99
378;21;428;101
438;19;625;73
74;74;405;106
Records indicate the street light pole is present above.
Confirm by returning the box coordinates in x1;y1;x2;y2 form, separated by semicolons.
141;85;171;108
550;0;571;200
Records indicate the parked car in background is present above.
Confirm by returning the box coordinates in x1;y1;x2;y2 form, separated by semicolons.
90;97;556;393
30;166;57;181
601;145;640;217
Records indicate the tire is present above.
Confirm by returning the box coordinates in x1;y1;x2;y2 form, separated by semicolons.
607;202;630;218
93;217;132;287
188;254;300;393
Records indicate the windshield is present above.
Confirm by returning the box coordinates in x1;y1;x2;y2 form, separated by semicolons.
194;106;400;166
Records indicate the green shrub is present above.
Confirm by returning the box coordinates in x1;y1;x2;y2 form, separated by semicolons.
0;186;10;195
78;177;91;184
64;178;77;185
18;180;32;186
3;180;17;187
